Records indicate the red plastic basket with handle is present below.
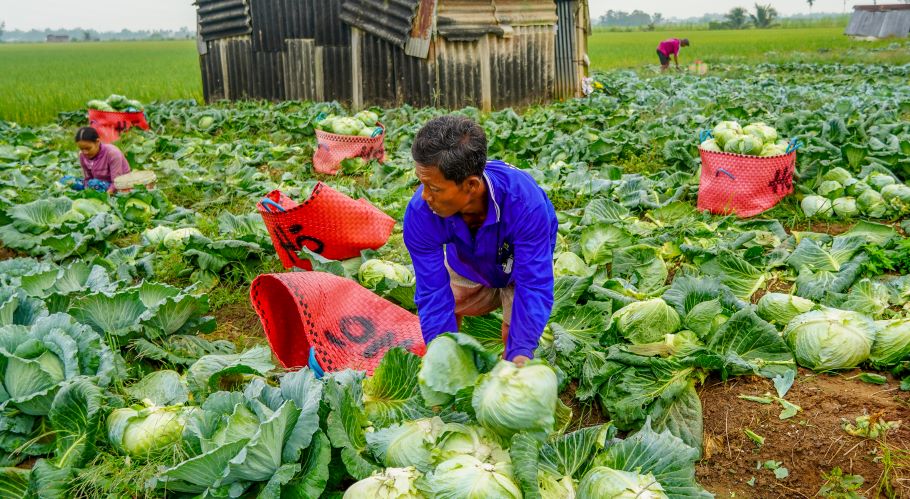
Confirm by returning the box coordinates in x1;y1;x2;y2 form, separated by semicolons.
313;123;386;175
697;136;801;217
88;109;150;143
256;184;395;270
250;271;426;375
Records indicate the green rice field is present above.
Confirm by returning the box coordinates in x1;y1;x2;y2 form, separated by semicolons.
1;28;908;125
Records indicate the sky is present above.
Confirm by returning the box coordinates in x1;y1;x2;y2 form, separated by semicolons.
0;0;870;31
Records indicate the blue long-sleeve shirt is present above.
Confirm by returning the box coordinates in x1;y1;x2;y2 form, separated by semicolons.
403;160;558;360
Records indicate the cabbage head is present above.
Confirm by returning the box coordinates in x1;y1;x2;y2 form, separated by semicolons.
472;361;558;440
143;226;173;247
867;172;896;192
0;313;116;416
353;110;380;127
783;309;877;371
801;195;832;218
756;293;815;326
817;180;844;199
723;134;763;156
164;227;204;249
869;319;910;367
107;401;196;458
344;467;427;499
699;138;721;152
554;252;593;277
540;474;578;499
822;167;854;185
880;183;910;214
331;117;366;136
577;467;668;499
759;142;788;157
613;298;681;344
430;454;521;499
832;197;858;218
713;120;742;133
847;180;871;197
359;259;415;288
67;198;110;222
366;417;445;471
432;423;510;466
743;122;778;143
857;189;888;218
418;335;485;407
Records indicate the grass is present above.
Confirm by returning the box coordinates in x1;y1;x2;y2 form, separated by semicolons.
0;40;202;124
588;27;910;70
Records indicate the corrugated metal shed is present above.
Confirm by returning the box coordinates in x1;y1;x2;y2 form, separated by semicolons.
845;4;910;39
196;0;590;110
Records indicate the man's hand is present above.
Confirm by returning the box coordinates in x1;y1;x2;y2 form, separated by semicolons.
512;355;530;367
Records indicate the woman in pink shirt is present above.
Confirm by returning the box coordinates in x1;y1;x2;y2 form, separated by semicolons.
75;127;131;193
657;38;689;72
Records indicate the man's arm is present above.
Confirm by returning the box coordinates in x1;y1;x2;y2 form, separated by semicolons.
505;203;556;361
403;201;458;344
673;53;679;68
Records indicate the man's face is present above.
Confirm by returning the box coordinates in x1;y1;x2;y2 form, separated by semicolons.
415;164;473;218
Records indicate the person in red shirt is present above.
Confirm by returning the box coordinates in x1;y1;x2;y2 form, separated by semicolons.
657;38;689;72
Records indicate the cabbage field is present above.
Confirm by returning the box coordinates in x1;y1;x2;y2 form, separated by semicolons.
1;61;910;498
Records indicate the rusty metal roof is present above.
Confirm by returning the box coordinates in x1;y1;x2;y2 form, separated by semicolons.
196;0;252;41
340;0;422;47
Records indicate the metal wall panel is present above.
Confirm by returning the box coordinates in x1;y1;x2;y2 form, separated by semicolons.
879;11;910;38
494;0;558;25
198;0;251;41
358;32;399;104
554;0;576;100
285;39;319;101
490;25;554;109
434;38;483;109
253;50;285;100
200;42;225;101
316;0;352;46
436;0;497;40
340;0;421;47
222;37;253;100
322;46;353;103
393;47;435;106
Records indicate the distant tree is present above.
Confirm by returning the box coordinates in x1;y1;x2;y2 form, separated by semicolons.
83;30;90;41
0;21;5;42
652;13;664;25
807;0;815;14
751;3;778;28
726;7;749;29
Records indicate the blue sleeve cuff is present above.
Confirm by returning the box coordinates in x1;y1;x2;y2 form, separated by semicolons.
506;348;535;362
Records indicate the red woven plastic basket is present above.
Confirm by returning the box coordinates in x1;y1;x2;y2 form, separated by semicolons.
250;271;426;375
313;123;386;175
256;184;395;270
88;109;150;143
697;147;797;217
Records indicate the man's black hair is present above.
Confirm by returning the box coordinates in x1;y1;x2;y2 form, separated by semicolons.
75;126;100;142
411;115;487;184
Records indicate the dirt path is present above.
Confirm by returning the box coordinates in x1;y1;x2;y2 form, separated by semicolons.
697;370;909;498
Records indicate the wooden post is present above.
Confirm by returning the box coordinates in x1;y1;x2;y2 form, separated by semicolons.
351;27;363;109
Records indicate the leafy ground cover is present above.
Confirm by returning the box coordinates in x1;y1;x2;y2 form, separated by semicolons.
0;58;909;497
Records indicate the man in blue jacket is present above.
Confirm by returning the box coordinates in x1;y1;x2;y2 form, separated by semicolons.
403;115;558;366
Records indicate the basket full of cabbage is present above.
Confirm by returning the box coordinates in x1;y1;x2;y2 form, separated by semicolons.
313;110;386;175
696;121;802;217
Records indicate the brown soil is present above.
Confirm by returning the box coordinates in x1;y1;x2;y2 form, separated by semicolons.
0;244;23;260
204;300;268;351
751;278;795;304
697;369;910;498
